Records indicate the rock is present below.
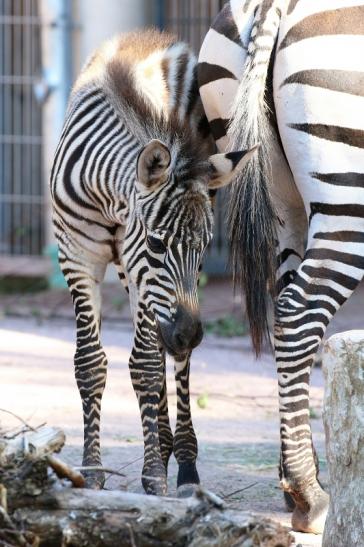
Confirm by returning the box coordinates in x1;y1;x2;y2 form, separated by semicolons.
322;331;364;547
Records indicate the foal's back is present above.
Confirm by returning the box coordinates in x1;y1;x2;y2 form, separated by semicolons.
71;29;205;141
51;29;208;259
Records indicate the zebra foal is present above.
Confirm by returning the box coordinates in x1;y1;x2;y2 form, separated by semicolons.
50;29;254;495
198;0;364;534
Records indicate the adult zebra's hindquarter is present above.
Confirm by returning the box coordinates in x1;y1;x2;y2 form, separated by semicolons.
198;0;364;534
51;29;256;496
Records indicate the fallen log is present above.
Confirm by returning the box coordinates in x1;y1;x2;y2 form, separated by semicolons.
12;487;292;547
0;424;293;547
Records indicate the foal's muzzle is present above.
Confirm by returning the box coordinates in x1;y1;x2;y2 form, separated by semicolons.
158;304;203;356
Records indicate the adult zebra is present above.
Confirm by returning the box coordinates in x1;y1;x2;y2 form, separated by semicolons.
198;0;364;534
50;29;253;497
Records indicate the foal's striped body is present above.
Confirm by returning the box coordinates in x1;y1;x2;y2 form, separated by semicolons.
51;29;251;496
199;0;364;533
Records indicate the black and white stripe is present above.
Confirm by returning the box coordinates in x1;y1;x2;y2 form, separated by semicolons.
198;0;364;534
51;29;249;496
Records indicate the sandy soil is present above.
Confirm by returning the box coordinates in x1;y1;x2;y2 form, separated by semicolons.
0;315;329;546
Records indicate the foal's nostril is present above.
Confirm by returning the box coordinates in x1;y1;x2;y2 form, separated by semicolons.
159;305;204;355
173;320;203;351
174;332;186;349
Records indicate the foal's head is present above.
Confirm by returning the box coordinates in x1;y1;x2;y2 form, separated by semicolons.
123;138;257;356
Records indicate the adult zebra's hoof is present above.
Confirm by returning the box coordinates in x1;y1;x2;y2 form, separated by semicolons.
176;483;199;498
82;469;105;489
291;489;329;534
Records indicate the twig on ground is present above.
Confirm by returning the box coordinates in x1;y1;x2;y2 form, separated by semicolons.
74;466;126;478
0;409;36;432
47;455;85;488
2;423;47;441
104;455;144;485
221;482;259;499
196;487;225;509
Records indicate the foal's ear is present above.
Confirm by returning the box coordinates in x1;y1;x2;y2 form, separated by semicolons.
136;139;171;190
207;145;259;189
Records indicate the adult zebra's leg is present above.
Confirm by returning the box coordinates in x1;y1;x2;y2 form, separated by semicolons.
59;247;108;489
129;310;168;496
275;238;363;533
174;353;199;497
275;207;308;512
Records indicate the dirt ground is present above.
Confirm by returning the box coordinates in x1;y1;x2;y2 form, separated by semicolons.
1;280;364;546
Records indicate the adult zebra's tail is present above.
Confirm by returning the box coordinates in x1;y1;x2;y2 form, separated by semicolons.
227;0;284;355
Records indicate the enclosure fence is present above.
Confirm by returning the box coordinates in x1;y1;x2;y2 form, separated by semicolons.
0;0;44;256
160;0;229;274
160;0;225;52
0;0;229;275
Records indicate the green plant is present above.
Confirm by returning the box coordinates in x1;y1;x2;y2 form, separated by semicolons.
309;407;319;419
112;296;125;311
204;314;248;337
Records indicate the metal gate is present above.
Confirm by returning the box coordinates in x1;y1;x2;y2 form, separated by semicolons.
159;0;225;52
0;0;44;256
159;0;229;274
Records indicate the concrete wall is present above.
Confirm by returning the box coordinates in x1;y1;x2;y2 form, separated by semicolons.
41;0;153;283
72;0;154;76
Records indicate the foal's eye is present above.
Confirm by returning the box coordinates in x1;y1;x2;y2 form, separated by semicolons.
146;235;166;253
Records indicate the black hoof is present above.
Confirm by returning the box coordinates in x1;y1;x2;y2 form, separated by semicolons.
177;461;199;489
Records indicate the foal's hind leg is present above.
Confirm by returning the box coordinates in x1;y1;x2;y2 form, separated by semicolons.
275;228;364;533
158;352;174;471
59;245;108;488
174;353;200;497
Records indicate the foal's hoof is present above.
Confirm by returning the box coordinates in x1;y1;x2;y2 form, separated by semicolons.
177;483;199;498
142;469;167;496
82;470;105;489
291;490;329;534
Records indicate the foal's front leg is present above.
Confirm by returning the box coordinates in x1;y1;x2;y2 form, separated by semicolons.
173;352;200;497
129;312;167;495
59;248;108;489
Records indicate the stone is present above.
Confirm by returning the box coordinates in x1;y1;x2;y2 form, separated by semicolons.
322;331;364;547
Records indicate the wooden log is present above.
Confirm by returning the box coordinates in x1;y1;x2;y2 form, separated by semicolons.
0;426;67;502
0;424;292;547
11;487;292;547
322;331;364;547
0;426;65;464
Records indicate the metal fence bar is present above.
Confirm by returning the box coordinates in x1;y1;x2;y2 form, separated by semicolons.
159;0;228;275
162;0;224;52
0;0;44;256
